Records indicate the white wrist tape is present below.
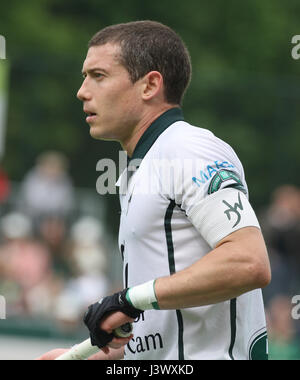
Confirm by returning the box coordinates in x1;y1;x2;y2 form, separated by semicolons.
188;188;260;248
126;280;159;310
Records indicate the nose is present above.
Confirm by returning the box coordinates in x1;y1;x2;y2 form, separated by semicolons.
77;79;92;102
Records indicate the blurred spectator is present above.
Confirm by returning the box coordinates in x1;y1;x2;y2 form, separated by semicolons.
0;212;63;317
38;215;71;278
0;166;10;205
266;295;300;360
53;216;110;327
0;211;32;240
260;185;300;360
0;158;117;337
260;185;300;302
0;211;111;332
19;151;75;225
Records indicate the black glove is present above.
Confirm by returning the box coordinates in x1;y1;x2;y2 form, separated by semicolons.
83;288;142;348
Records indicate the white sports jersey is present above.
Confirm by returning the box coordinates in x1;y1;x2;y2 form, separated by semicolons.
117;108;268;360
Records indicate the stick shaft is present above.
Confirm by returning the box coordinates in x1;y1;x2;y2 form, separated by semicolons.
55;323;133;360
55;339;99;360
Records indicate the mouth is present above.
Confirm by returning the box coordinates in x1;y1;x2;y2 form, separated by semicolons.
84;110;98;123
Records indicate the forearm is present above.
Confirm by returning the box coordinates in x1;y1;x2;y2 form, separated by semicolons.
154;227;270;309
155;247;251;309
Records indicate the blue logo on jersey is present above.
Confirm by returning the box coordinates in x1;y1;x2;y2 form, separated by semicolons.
192;160;235;187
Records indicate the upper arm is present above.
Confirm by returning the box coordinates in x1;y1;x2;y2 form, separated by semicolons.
216;226;271;288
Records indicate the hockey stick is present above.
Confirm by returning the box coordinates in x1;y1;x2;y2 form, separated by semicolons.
55;323;133;360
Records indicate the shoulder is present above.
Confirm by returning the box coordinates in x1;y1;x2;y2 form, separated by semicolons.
152;120;248;198
157;120;240;165
160;120;215;147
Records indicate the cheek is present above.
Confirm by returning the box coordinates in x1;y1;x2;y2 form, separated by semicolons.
110;90;141;119
99;88;126;112
122;86;142;111
95;79;141;123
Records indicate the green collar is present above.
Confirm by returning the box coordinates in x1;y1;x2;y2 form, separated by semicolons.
128;107;184;166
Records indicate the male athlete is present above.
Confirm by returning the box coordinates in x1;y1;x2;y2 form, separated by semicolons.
39;21;271;360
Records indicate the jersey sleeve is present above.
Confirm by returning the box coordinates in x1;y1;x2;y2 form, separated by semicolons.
162;125;260;248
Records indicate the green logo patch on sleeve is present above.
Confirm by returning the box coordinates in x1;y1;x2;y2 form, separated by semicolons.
208;170;246;195
249;332;268;360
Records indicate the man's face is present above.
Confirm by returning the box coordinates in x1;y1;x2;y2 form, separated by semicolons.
77;43;143;142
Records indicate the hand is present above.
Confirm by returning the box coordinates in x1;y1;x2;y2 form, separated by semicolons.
83;289;142;350
100;311;134;353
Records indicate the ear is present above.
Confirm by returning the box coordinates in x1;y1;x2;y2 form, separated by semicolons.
141;71;164;101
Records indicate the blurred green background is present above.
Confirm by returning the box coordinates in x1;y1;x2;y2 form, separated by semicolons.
0;0;299;360
1;0;300;235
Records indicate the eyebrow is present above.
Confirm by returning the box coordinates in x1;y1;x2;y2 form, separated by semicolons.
81;67;109;76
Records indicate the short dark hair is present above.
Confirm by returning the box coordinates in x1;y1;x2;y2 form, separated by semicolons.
88;21;192;105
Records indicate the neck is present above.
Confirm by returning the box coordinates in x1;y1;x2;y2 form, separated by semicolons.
121;104;178;157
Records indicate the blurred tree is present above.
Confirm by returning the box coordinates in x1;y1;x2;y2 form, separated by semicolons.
0;0;299;235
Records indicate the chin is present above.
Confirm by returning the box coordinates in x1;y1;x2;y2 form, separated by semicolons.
89;125;115;141
89;125;103;139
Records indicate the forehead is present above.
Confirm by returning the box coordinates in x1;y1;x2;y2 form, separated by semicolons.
82;43;122;72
